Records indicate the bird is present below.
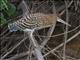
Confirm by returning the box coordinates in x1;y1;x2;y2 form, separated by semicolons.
8;12;71;32
8;13;57;32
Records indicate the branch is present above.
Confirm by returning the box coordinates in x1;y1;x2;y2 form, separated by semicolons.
43;31;80;57
1;37;28;59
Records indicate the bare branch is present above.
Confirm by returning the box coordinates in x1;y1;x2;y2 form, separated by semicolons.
44;31;80;57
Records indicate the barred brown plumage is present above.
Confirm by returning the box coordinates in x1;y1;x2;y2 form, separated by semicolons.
8;13;57;32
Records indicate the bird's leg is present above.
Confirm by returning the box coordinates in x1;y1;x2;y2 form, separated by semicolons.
24;29;44;60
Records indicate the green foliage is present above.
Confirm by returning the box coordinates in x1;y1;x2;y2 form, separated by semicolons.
0;0;8;10
0;0;16;26
0;13;7;26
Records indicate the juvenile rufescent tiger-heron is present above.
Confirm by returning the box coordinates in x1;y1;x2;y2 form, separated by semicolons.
8;13;71;32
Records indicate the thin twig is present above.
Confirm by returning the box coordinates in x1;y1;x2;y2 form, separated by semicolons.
1;37;28;59
63;1;69;60
5;52;29;60
0;27;8;36
43;31;80;57
36;24;80;38
59;0;73;16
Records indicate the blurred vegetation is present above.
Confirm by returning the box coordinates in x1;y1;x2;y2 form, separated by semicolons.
0;0;17;26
